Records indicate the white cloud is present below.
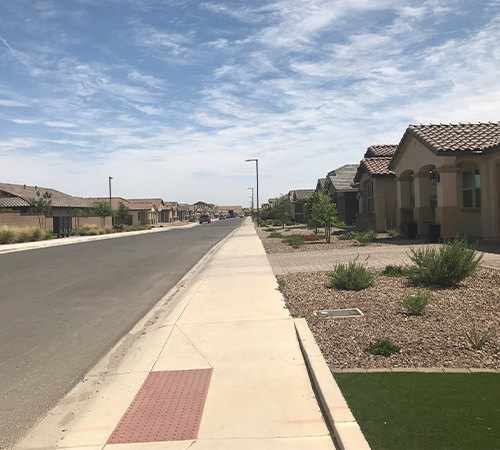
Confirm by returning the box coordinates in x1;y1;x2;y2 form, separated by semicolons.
0;99;28;107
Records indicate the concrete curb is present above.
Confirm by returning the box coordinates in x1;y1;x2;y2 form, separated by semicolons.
0;222;198;255
294;318;371;450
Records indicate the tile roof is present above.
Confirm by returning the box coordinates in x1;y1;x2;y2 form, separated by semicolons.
390;122;500;168
293;189;314;202
0;182;92;208
364;145;397;158
316;178;327;190
354;157;395;182
326;164;359;192
0;196;31;207
90;197;168;211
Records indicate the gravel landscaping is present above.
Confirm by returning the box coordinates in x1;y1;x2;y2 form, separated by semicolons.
278;268;500;370
257;227;394;253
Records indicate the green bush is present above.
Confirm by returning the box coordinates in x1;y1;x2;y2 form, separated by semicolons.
356;230;377;244
338;231;356;240
263;228;275;232
387;228;400;237
380;265;408;277
401;291;431;315
259;219;267;227
365;339;401;357
328;258;374;291
268;232;284;238
407;236;483;287
43;229;53;240
282;234;305;248
272;219;282;227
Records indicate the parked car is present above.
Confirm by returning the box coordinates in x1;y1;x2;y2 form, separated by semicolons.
199;214;211;224
219;215;225;220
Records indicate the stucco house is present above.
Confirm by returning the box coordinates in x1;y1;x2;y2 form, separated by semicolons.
354;145;398;232
324;164;359;225
388;122;500;240
290;189;314;223
0;182;96;228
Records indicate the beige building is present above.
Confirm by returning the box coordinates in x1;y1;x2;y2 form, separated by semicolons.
388;122;500;240
354;145;398;232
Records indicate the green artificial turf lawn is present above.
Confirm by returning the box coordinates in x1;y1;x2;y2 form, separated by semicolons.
333;373;500;450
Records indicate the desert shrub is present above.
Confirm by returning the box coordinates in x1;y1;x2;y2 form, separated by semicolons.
328;258;374;291
380;265;408;277
356;230;377;244
259;219;267;227
407;236;483;287
0;226;47;244
263;228;275;232
276;278;285;293
268;232;283;238
387;228;400;237
17;228;32;243
365;339;401;356
284;218;295;226
401;291;431;315
0;226;16;244
43;229;53;240
282;234;305;248
338;231;356;240
272;219;282;227
332;220;346;227
466;326;490;350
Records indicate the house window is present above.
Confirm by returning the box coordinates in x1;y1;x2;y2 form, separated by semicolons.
362;181;373;213
462;169;481;208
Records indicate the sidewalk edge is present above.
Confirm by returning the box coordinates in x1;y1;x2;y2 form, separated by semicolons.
294;318;371;450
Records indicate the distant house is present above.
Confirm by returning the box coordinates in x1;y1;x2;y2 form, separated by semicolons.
290;189;314;223
388;121;500;240
91;197;166;226
354;145;398;232
316;177;327;193
324;164;359;225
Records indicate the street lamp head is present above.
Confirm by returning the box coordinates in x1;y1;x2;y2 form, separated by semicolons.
246;158;257;162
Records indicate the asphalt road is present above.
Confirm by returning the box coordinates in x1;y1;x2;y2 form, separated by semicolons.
0;219;241;448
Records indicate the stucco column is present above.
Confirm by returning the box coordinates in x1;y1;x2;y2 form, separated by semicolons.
412;172;433;235
435;166;460;238
395;176;412;226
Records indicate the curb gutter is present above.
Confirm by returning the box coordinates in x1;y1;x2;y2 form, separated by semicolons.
294;318;371;450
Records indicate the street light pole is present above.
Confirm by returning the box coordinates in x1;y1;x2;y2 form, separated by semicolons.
109;176;113;226
246;159;259;223
247;187;254;220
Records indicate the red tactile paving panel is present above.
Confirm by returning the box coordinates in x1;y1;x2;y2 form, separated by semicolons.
107;369;213;444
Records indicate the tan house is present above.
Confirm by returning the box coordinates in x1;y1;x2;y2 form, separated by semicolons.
92;197;165;226
289;189;314;223
354;145;398;232
0;182;102;228
388;122;500;240
324;164;359;225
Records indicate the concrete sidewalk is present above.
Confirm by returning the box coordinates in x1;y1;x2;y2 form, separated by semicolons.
15;219;344;450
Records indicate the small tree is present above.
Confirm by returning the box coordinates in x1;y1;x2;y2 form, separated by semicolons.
273;194;292;228
310;191;337;243
92;201;115;227
306;190;323;233
31;190;52;229
116;202;131;221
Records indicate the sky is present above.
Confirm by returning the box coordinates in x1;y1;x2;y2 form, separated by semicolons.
1;0;500;207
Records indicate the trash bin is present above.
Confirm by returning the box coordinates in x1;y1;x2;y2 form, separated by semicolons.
53;216;72;237
407;222;418;239
427;223;441;243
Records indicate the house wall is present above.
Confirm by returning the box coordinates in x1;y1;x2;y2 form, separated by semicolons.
0;211;111;228
0;211;41;227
